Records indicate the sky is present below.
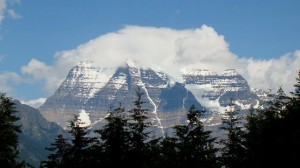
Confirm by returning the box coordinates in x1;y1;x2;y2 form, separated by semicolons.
0;0;299;108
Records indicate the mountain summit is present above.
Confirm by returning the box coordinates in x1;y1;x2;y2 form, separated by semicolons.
39;60;258;133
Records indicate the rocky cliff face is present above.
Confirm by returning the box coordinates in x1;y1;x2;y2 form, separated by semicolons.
39;60;116;128
39;60;203;133
183;68;258;111
39;60;261;135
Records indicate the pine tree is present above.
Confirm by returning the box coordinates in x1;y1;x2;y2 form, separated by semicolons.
95;104;130;167
0;93;26;167
66;115;97;167
291;70;300;99
244;88;291;168
159;136;178;168
286;70;300;119
265;87;289;119
41;115;97;168
284;69;300;166
40;135;71;168
172;105;218;168
220;98;247;168
126;87;153;167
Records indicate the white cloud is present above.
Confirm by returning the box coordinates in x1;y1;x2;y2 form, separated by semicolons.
21;59;51;80
0;0;21;24
0;0;7;24
244;51;300;93
21;25;300;96
0;71;22;93
7;9;21;19
21;97;46;108
21;59;66;93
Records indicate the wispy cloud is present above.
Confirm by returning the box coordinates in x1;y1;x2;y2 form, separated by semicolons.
7;9;21;19
20;98;46;108
0;0;21;24
20;25;300;96
0;71;23;94
0;0;7;24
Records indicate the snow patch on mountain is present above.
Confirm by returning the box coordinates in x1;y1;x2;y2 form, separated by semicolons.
40;60;260;131
111;72;127;90
221;69;240;76
66;60;116;98
186;84;226;113
78;109;91;127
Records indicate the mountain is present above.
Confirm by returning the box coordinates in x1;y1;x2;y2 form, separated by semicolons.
39;60;259;134
14;100;63;167
40;60;204;134
183;68;258;111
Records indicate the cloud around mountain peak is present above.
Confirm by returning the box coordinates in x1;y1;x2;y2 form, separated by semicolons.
20;25;299;97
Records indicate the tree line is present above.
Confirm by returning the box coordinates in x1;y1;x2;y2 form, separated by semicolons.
1;70;300;168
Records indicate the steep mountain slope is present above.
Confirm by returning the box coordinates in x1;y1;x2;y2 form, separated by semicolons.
14;100;62;167
40;61;203;133
39;60;116;128
183;68;258;112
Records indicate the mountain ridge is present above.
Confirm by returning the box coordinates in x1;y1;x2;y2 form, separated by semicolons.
14;100;63;167
39;60;259;132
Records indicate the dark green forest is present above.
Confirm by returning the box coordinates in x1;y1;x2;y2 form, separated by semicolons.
1;70;300;168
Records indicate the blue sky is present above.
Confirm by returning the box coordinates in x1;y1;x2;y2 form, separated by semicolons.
0;0;299;107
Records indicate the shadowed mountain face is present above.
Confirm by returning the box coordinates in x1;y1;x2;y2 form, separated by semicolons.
39;61;259;132
183;68;258;110
14;100;62;167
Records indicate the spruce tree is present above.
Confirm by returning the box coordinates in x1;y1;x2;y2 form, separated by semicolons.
159;136;178;168
126;87;153;167
65;115;97;167
40;135;71;168
0;93;26;167
41;115;97;168
284;69;300;166
95;104;130;167
172;105;218;168
220;98;247;168
244;88;290;168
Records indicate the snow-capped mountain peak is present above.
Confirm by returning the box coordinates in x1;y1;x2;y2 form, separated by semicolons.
65;60;116;98
182;68;217;76
222;69;240;76
40;60;260;134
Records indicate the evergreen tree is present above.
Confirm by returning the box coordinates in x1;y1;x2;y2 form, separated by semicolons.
220;98;247;168
126;87;153;167
95;104;130;167
284;69;300;166
158;136;178;168
65;115;98;167
142;137;163;168
291;70;300;98
41;115;97;168
0;92;27;167
286;70;300;120
244;88;291;168
172;105;218;168
265;87;289;119
40;135;71;168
